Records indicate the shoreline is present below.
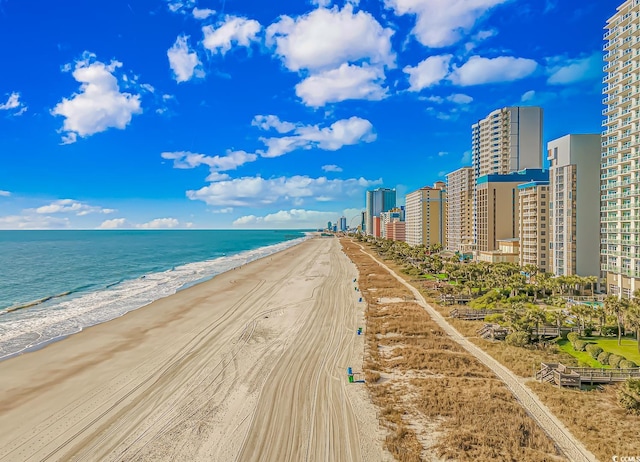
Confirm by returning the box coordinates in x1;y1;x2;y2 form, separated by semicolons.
0;236;387;461
0;233;310;361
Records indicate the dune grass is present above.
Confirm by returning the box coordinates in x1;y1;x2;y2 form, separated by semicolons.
342;239;564;462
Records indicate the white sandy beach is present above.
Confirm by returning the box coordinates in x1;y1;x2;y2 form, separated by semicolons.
0;237;389;462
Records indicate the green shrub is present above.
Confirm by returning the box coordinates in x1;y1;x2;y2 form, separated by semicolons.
609;354;625;368
559;330;569;340
505;331;530;347
585;344;603;359
484;313;504;323
618;379;640;414
602;325;622;336
584;326;594;336
619;360;638;369
598;351;612;365
567;332;579;345
573;340;588;352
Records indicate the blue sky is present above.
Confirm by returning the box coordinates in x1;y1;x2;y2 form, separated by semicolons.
0;0;613;229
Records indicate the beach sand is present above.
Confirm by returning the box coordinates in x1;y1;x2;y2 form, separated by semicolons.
0;237;389;462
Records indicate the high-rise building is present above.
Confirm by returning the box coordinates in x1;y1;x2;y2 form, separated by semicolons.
602;0;640;297
339;216;347;232
548;135;601;277
472;106;544;179
518;180;550;272
365;188;396;235
405;182;447;247
380;207;405;239
386;221;406;242
475;169;548;253
472;106;544;246
446;167;474;252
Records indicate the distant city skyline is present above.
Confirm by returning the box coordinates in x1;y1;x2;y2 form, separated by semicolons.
0;0;613;229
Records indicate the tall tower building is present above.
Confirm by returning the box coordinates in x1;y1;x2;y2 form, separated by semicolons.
339;216;347;232
475;169;548;252
446;167;474;252
405;182;447;247
472;106;544;245
548;135;601;277
365;188;396;236
518;180;550;273
602;0;640;297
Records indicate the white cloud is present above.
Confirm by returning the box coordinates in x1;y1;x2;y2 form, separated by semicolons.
322;164;343;172
404;55;452;91
251;114;296;133
98;218;128;229
438;151;448;157
461;150;471;164
168;35;204;83
0;190;10;197
447;93;473;104
192;7;215;19
166;0;195;14
0;214;71;230
256;116;376;158
449;55;538;86
188;175;382;207
547;52;602;85
32;199;115;216
233;209;339;229
266;5;395;72
136;218;181;229
161;150;257;180
311;0;332;6
51;53;142;143
521;90;536;102
295;63;387;107
384;0;508;48
202;16;261;55
0;92;27;115
212;207;234;214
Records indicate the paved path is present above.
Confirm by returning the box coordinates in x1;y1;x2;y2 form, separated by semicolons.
359;245;598;462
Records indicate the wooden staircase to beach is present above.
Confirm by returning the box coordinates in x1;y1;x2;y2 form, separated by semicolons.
477;323;510;340
535;362;640;387
450;308;503;321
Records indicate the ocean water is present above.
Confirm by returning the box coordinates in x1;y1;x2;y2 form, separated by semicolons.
0;230;308;359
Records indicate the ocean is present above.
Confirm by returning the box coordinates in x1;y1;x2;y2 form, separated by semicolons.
0;230;308;360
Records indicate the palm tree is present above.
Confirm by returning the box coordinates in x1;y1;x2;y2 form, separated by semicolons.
629;290;640;353
526;305;548;341
605;295;628;346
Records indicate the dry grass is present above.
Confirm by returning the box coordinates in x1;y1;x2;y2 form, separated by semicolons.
342;239;564;462
528;381;640;461
355;239;640;461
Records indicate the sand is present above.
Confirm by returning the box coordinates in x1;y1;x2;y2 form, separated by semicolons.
0;237;390;462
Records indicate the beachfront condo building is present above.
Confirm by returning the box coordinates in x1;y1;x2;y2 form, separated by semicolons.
365;188;396;236
548;135;601;277
518;180;550;273
380;207;405;239
446;167;474;253
471;106;544;247
386;220;406;242
405;182;447;247
475;169;548;253
602;0;640;297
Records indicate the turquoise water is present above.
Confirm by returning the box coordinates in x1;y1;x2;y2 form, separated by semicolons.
0;230;307;359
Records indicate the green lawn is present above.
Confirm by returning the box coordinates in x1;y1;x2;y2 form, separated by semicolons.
557;336;640;367
581;337;640;364
557;340;608;368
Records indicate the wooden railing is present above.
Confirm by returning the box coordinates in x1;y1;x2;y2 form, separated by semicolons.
536;362;640;387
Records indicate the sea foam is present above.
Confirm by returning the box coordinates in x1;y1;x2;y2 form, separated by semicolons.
0;236;308;360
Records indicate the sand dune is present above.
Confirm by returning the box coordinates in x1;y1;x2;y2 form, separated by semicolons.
0;237;388;462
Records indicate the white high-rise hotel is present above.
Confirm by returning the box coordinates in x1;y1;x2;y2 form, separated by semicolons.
602;0;640;297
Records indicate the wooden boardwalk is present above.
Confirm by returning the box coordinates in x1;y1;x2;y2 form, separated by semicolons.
450;308;503;320
536;362;640;387
530;326;580;338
